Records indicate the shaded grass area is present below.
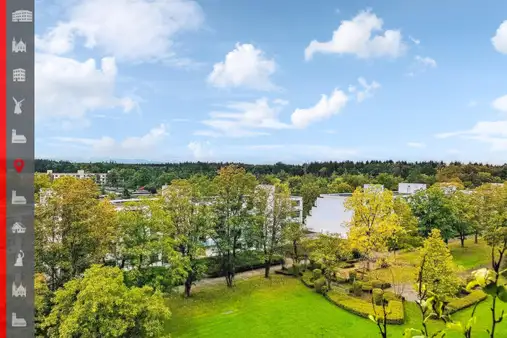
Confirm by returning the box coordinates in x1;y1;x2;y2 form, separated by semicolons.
166;275;507;338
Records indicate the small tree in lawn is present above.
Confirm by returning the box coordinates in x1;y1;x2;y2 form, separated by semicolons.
307;234;350;289
282;221;305;266
344;185;401;271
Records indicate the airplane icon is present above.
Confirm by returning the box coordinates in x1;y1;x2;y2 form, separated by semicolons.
11;191;26;205
11;130;26;144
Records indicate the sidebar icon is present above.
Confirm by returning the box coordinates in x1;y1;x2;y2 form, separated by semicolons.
6;0;34;336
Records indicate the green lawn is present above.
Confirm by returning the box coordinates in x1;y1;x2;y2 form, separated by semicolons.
166;275;507;338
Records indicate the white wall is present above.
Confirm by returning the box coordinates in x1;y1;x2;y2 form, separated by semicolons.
398;183;427;194
305;194;352;237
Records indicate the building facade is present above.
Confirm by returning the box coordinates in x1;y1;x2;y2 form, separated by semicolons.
46;169;109;186
12;10;32;22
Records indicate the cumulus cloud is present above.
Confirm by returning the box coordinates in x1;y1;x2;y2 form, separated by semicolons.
291;89;348;128
195;98;291;137
52;124;169;158
207;43;277;90
492;20;507;54
304;9;406;60
35;0;204;63
35;53;137;128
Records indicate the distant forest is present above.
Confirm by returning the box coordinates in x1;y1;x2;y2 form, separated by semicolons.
36;159;507;192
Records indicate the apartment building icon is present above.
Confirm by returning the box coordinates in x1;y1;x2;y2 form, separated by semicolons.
12;10;32;23
13;68;25;82
12;38;26;53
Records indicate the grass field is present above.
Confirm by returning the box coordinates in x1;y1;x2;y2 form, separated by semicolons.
166;275;507;338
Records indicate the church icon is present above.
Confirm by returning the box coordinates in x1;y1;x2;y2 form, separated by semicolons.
12;38;26;53
12;281;26;297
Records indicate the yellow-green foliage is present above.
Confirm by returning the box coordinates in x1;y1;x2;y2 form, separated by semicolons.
301;271;314;288
447;290;488;314
326;291;404;324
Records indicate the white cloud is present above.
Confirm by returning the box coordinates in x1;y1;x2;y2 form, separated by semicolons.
435;120;507;151
195;98;291;137
35;53;137;127
207;43;277;90
492;21;507;54
291;89;348;128
52;124;169;158
407;142;426;148
348;77;380;102
304;10;406;60
409;36;420;45
414;55;437;68
188;141;213;159
35;0;204;63
492;95;507;113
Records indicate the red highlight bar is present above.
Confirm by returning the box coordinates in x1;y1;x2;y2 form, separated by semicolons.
0;0;6;334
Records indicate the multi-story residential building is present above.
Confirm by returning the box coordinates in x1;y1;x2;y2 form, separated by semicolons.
46;169;109;186
305;183;428;237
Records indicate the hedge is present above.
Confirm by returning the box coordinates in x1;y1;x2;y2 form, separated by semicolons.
447;290;488;314
200;251;284;278
325;291;405;325
301;271;315;288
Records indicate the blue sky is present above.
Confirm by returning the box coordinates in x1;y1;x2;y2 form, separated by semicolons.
34;0;507;164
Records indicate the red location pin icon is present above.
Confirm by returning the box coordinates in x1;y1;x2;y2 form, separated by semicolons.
13;159;24;173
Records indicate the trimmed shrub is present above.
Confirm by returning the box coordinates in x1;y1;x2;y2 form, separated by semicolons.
314;277;327;294
292;263;300;276
313;269;323;279
301;271;315;288
326;291;404;324
201;251;284;278
447;290;488;314
372;288;383;305
382;291;400;302
361;282;373;292
350;281;363;296
371;280;392;290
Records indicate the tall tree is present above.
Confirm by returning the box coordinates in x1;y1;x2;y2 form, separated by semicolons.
252;183;295;278
35;177;117;290
307;234;350;288
162;179;214;297
408;185;458;243
417;229;460;299
344;186;402;270
211;165;257;287
42;265;171;338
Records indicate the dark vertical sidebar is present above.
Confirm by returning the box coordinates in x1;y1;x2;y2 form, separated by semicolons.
6;0;34;336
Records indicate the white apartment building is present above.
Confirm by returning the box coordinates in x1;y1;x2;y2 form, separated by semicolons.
305;183;427;237
12;10;32;22
46;170;109;186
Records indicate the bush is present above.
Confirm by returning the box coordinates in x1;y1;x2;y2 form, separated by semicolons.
313;269;322;279
342;263;355;269
200;251;284;278
446;290;488;314
361;282;373;292
371;280;391;290
326;291;404;324
382;291;400;302
301;271;315;288
314;277;327;294
372;288;384;305
348;271;357;281
350;281;363;296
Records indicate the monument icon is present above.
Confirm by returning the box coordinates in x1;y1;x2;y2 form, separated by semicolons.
13;97;24;115
14;250;24;267
12;281;26;297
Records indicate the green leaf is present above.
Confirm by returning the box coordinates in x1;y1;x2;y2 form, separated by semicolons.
447;322;463;331
484;283;498;296
368;314;376;323
497;285;507;302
